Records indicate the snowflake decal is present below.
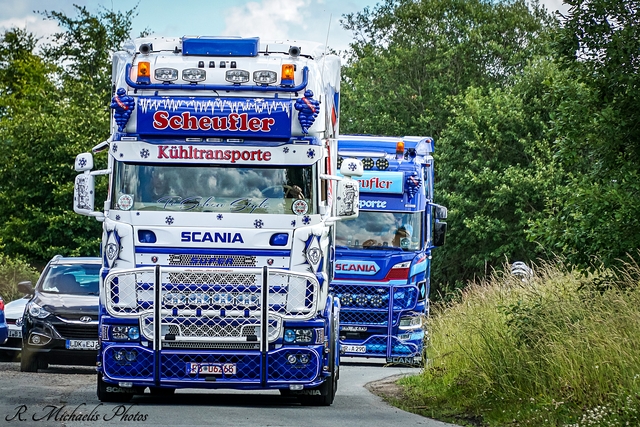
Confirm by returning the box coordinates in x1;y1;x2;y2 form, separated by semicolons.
217;214;223;220
348;162;357;171
254;219;264;229
115;215;121;221
283;147;290;153
302;216;311;225
291;220;296;227
307;149;315;158
78;158;87;168
140;148;149;159
165;216;174;225
112;144;118;153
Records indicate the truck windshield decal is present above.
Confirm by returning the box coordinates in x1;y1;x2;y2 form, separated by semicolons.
111;163;314;214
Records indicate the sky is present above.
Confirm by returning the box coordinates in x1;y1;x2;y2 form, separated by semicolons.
0;0;569;53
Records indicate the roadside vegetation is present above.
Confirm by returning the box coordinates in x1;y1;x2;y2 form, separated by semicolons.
392;258;640;426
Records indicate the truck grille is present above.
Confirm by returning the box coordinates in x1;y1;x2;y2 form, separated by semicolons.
169;254;257;267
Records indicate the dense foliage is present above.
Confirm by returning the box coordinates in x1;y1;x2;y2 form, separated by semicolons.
0;6;141;265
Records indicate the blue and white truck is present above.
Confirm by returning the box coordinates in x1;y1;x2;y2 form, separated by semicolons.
331;135;446;365
72;36;362;405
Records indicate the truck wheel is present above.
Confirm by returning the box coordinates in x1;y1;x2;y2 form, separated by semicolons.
20;349;38;372
299;314;339;406
97;373;140;403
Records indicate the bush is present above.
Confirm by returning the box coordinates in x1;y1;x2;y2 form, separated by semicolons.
399;258;640;426
0;254;40;301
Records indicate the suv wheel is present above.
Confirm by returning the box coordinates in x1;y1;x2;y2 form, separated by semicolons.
20;349;39;372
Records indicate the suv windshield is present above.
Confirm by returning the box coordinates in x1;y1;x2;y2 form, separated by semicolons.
111;162;315;214
40;264;100;296
336;211;423;250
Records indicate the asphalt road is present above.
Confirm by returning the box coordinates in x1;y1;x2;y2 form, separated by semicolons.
0;358;459;427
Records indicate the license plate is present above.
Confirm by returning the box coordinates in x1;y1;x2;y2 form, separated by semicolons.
188;363;236;375
8;330;22;338
342;344;367;353
65;340;99;350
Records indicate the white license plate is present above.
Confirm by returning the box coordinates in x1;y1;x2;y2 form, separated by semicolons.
8;330;22;338
188;363;236;375
65;340;99;350
342;345;367;353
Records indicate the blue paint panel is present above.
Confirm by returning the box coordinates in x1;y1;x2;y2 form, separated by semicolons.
182;37;259;57
135;247;290;257
136;96;292;139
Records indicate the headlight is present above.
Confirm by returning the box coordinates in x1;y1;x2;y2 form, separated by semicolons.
226;70;250;84
111;325;140;341
27;302;51;319
399;316;422;330
283;328;313;344
182;68;206;82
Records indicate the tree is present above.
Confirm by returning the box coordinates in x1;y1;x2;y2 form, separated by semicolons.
340;0;557;138
528;0;640;269
432;59;563;293
0;6;142;264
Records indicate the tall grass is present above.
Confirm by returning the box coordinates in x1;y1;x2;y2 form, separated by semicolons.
399;258;640;426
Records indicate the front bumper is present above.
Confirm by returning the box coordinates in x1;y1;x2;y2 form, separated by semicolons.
100;343;327;390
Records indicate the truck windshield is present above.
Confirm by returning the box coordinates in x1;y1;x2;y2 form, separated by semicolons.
111;162;315;214
336;211;423;250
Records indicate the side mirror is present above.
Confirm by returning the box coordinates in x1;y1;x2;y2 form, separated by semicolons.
17;281;34;296
434;204;448;220
335;178;360;219
339;158;364;177
433;221;447;247
74;173;96;215
75;152;94;172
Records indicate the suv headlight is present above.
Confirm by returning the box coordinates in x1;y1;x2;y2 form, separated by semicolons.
27;302;51;319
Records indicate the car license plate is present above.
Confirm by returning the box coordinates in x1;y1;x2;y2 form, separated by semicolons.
342;344;367;353
66;340;99;350
188;363;236;375
8;330;22;338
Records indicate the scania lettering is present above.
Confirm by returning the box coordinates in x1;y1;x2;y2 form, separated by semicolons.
331;136;447;365
73;36;362;405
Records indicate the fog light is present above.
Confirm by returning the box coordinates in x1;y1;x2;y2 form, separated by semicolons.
114;350;125;361
119;382;133;388
287;354;297;364
31;335;41;345
299;354;309;364
125;350;137;362
289;384;303;390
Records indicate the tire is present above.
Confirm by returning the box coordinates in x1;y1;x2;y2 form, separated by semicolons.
20;348;38;372
299;310;339;406
97;373;140;403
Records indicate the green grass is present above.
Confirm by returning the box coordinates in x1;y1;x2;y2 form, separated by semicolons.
396;258;640;427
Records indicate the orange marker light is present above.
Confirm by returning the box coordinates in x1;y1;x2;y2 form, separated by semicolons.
281;64;295;83
138;62;150;78
396;141;405;154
